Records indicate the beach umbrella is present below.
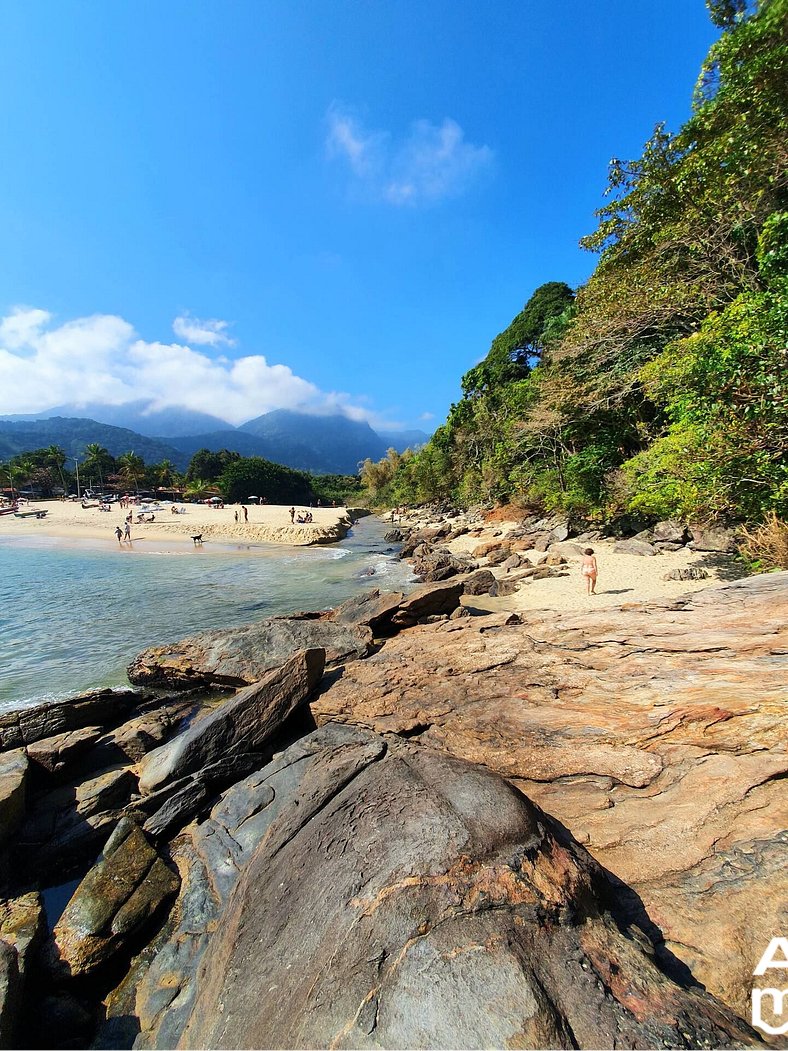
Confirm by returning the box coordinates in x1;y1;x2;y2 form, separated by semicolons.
247;495;260;501
209;496;222;503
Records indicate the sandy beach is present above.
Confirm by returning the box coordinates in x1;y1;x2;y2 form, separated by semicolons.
0;500;355;548
413;514;746;614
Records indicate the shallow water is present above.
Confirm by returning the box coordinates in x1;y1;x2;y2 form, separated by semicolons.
0;517;413;710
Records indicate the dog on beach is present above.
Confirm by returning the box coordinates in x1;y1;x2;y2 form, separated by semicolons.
191;534;203;545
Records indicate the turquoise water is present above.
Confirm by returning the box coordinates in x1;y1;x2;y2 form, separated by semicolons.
0;517;412;710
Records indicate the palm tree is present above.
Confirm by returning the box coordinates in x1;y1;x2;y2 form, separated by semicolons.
116;452;146;493
45;445;68;496
14;458;36;496
154;459;179;489
184;478;212;501
82;444;114;491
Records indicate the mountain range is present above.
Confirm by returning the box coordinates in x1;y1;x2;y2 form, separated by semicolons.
0;404;429;475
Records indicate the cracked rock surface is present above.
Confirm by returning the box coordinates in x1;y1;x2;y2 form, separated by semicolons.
310;571;788;1018
101;724;756;1050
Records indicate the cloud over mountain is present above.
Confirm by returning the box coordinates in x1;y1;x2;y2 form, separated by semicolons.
0;306;378;427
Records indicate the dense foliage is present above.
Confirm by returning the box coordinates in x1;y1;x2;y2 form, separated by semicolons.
374;0;787;523
1;441;361;508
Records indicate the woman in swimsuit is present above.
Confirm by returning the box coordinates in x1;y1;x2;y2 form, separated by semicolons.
581;547;598;595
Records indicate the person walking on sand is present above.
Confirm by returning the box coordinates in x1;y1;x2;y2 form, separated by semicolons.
289;506;295;523
114;525;123;545
123;519;131;542
581;547;598;595
234;510;238;523
242;505;248;523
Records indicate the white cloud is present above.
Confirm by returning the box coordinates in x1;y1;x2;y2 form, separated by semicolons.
172;313;236;347
326;105;493;206
0;306;379;427
419;411;435;421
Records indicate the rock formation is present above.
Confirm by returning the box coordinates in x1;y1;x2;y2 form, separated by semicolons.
100;726;755;1050
312;571;788;1019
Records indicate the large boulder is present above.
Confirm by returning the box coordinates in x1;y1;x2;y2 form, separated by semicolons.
689;524;738;552
137;648;325;794
127;616;365;689
411;549;474;582
329;589;404;633
613;538;658;556
653;519;688;543
396;580;463;621
310;573;788;1019
101;726;755;1050
47;817;179;978
461;568;497;595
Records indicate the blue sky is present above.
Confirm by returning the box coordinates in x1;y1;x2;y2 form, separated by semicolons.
0;1;718;432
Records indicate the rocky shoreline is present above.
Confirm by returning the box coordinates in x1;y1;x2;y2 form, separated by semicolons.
0;508;785;1049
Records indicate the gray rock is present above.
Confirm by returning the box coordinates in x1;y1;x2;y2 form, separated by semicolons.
137;649;325;794
613;538;658;556
128;616;365;689
689;525;738;552
653;519;688;543
382;528;404;542
140;753;267;841
47;817;179;979
663;567;710;581
0;750;27;847
547;541;586;559
486;545;513;566
104;727;757;1050
501;553;523;571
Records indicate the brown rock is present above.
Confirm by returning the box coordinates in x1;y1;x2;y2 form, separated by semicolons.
0;750;27;847
0;688;141;752
397;580;463;620
329;589;404;632
25;725;103;776
461;569;496;595
311;572;788;1018
103;727;756;1051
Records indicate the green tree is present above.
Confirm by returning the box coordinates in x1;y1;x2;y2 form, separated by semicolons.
186;448;240;483
116;452;146;492
218;457;313;505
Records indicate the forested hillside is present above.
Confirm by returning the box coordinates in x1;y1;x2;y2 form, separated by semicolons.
373;0;786;523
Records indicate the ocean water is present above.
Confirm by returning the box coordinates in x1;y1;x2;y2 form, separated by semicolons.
0;516;413;710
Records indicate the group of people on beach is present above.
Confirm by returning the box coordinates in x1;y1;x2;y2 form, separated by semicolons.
114;515;133;544
288;507;313;524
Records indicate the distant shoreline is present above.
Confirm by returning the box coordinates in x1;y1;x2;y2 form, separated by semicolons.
0;500;356;549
